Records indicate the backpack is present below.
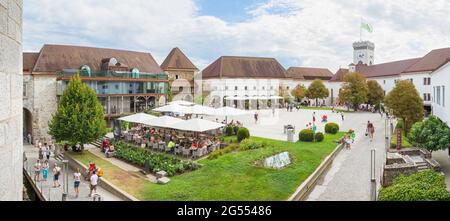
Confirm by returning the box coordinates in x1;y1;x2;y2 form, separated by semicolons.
97;167;103;177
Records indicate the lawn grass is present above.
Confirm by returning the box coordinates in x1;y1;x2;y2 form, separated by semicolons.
66;151;150;200
390;130;413;149
68;132;344;201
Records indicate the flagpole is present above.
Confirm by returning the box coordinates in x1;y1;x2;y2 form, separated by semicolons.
360;17;362;41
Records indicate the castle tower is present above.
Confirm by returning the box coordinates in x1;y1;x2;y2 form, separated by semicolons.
353;41;375;66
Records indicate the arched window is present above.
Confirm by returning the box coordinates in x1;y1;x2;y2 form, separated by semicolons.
131;68;140;78
80;65;91;76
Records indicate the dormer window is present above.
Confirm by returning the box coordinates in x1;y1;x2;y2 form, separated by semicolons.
109;57;118;66
80;65;91;76
131;68;140;78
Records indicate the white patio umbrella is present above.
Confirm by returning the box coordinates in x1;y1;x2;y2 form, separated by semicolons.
190;105;218;115
168;100;195;106
153;104;193;114
142;116;184;128
171;118;225;132
213;106;249;117
118;113;157;124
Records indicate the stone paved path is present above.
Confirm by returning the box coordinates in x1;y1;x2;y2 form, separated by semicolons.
307;112;387;201
24;145;122;201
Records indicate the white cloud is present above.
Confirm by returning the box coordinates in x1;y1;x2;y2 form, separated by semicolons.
24;0;450;72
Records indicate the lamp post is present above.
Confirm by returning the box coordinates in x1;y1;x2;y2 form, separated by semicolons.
61;160;69;201
370;148;377;201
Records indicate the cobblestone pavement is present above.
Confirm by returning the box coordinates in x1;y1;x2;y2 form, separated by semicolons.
307;112;387;201
24;145;122;201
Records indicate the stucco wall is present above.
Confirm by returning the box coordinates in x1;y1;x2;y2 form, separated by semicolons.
431;62;450;125
0;0;23;201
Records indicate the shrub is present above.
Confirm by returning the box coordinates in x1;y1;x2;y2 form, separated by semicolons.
299;129;314;142
113;141;199;176
379;170;450;201
237;128;250;143
222;144;240;154
240;139;267;151
225;126;234;136
396;119;404;130
325;123;339;134
233;126;240;135
207;150;223;160
315;132;324;142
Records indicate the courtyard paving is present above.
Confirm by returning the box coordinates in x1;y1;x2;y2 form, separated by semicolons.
211;109;387;201
24;145;122;201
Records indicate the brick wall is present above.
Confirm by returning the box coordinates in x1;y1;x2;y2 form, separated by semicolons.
0;0;23;201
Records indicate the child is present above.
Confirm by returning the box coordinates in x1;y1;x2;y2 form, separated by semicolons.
350;130;356;143
344;135;352;150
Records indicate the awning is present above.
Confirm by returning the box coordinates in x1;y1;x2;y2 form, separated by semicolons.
225;96;284;101
170;119;226;132
168;100;195;106
118;113;157;124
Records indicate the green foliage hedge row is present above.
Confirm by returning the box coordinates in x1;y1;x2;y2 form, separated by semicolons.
315;132;324;142
379;170;450;201
113;141;199;176
325;123;339;134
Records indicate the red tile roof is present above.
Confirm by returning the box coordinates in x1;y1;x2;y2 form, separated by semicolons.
330;68;349;82
201;56;287;79
286;67;333;80
356;58;422;78
160;47;198;71
403;47;450;73
30;44;163;73
23;52;40;72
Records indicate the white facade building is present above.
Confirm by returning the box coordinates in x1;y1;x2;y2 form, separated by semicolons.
431;61;450;124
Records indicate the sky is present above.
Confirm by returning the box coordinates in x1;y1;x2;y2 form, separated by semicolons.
23;0;450;73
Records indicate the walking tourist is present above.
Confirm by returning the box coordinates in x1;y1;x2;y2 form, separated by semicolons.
341;112;345;121
254;112;259;124
53;163;61;188
38;146;44;161
44;144;51;160
34;160;41;182
27;133;32;144
367;121;375;142
42;160;49;182
73;168;81;198
350;130;356;143
89;171;99;197
344;135;352;150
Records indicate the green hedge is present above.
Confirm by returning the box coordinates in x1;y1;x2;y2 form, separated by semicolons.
315;132;324;142
237;128;250;143
379;170;450;201
299;129;314;142
225;126;234;136
325;123;339;134
113;141;199;176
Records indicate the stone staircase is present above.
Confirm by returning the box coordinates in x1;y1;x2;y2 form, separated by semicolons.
91;138;104;149
416;161;429;171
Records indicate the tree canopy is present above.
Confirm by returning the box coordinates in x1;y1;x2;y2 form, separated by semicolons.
409;116;450;152
367;80;385;108
49;73;107;149
384;80;424;133
338;72;368;110
291;84;307;102
306;79;329;106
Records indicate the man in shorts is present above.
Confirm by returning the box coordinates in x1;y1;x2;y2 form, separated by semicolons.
89;170;99;197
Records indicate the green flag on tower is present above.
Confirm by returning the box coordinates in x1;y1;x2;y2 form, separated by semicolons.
361;22;373;33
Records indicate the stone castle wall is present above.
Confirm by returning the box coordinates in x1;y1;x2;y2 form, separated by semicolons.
31;75;58;140
0;0;23;201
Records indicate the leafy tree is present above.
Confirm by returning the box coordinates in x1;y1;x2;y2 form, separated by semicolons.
384;80;424;133
367;80;384;109
49;73;107;151
292;84;307;102
167;82;173;103
338;72;368;111
306;79;329;106
409;116;450;153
